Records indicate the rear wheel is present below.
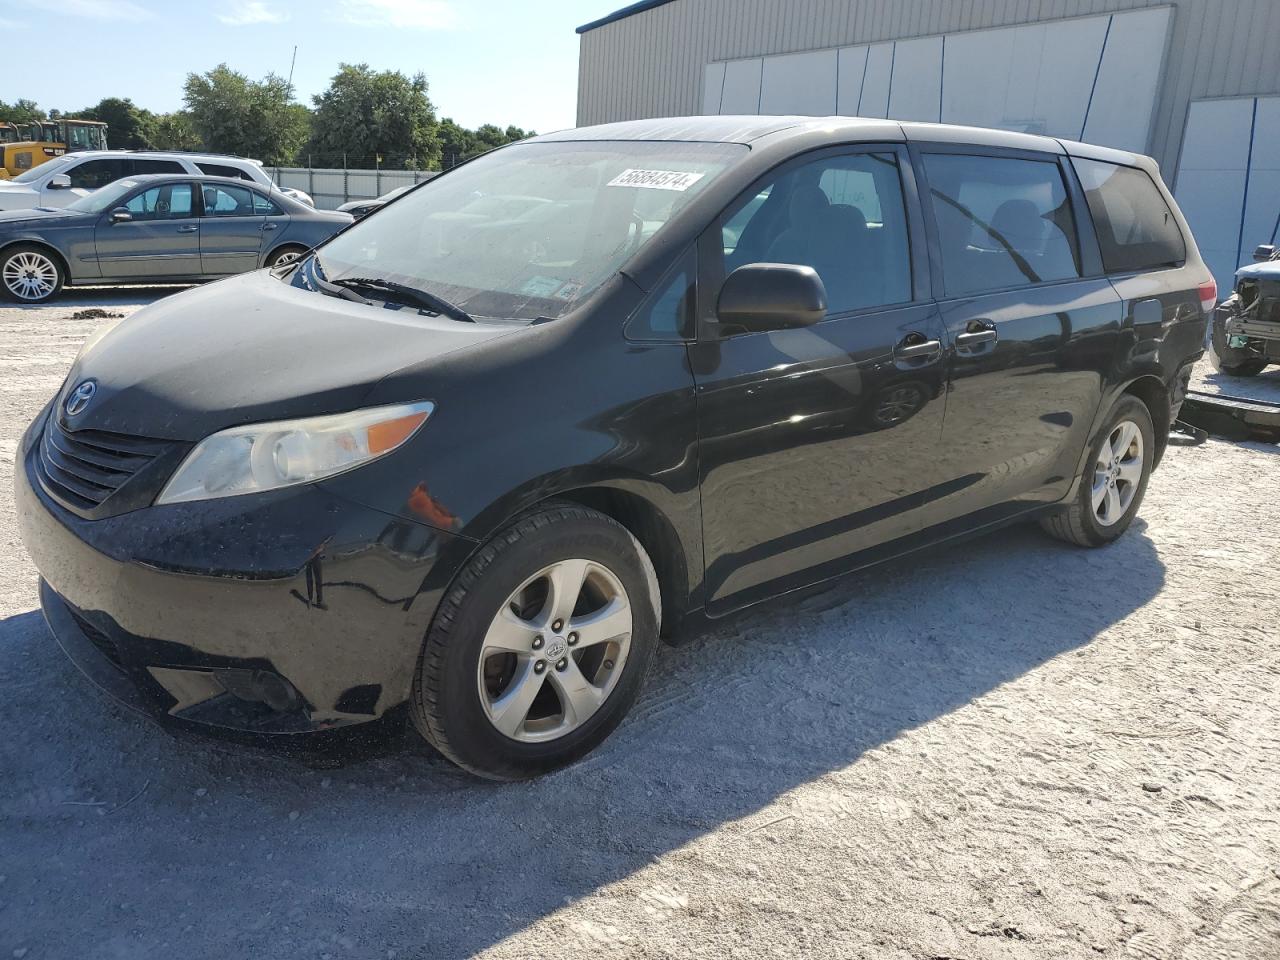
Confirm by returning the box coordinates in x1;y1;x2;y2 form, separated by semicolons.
1040;394;1154;547
1;245;64;303
265;245;307;269
411;503;660;780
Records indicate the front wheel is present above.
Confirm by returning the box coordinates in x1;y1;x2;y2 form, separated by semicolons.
1;244;65;303
411;503;660;780
1040;395;1154;547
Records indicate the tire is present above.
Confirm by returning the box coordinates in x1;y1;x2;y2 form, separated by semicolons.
411;503;660;780
265;245;308;269
1039;394;1155;548
1;244;65;303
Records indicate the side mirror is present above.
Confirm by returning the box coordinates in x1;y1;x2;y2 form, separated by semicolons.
716;262;827;333
109;208;133;223
47;174;72;190
1253;244;1277;263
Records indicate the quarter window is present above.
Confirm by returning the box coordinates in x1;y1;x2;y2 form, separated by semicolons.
719;151;913;316
627;247;694;341
197;162;253;181
922;153;1082;296
1072;158;1185;273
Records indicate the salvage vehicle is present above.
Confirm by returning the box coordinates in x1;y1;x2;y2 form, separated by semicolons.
0;149;314;210
336;183;416;219
0;174;350;301
16;117;1213;779
1208;242;1280;376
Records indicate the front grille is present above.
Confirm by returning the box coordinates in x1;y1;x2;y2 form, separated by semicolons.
37;421;173;513
69;609;124;671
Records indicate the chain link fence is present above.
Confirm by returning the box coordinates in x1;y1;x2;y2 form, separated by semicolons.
270;167;440;210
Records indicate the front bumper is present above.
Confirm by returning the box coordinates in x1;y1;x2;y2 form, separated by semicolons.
16;419;471;735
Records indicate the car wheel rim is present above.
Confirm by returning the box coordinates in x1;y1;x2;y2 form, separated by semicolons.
1091;419;1143;527
3;251;57;301
476;558;633;743
273;250;302;267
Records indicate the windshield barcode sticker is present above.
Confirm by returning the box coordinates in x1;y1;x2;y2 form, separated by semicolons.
607;169;705;191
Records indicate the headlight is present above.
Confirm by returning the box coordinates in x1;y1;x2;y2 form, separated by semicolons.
156;401;434;505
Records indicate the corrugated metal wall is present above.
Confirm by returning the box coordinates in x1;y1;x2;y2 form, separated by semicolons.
576;0;1280;177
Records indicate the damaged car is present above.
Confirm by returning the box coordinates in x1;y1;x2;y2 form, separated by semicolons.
1209;243;1280;376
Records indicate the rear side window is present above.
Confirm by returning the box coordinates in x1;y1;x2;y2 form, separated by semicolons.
197;162;252;181
1072;158;1185;273
131;158;185;175
923;153;1082;296
252;192;283;216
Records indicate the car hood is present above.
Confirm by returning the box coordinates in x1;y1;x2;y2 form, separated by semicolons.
1236;259;1280;282
0;206;81;226
57;269;520;441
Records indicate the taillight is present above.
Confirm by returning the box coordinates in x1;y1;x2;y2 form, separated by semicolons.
1198;278;1218;314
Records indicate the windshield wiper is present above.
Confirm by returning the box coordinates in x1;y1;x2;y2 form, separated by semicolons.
331;277;475;323
307;255;371;304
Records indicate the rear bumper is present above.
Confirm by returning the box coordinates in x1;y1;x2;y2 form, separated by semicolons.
17;415;471;735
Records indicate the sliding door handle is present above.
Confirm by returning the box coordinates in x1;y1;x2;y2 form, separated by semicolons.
894;336;942;361
955;328;997;348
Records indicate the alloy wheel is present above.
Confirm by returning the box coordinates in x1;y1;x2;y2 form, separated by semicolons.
272;250;303;267
2;251;58;301
476;558;633;743
1092;419;1143;526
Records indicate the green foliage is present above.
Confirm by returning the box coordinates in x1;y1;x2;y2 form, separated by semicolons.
306;64;440;170
438;117;534;168
0;99;43;124
151;112;202;152
183;64;309;165
68;98;155;150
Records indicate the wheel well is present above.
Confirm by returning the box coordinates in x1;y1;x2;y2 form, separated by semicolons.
1123;376;1171;466
0;240;69;280
550;487;689;638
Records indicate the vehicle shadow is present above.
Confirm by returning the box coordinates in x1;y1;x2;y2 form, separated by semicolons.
0;520;1166;959
8;285;195;310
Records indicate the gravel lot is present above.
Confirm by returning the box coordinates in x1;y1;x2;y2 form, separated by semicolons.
2;288;1278;960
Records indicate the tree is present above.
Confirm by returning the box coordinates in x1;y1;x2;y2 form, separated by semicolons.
69;98;155;150
151;112;201;152
307;64;440;170
438;117;534;168
0;99;43;124
183;64;309;165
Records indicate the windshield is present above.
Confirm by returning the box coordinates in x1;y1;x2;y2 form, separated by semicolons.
11;156;72;184
314;139;746;320
66;179;141;214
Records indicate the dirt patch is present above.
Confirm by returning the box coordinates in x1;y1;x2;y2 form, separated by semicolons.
68;308;125;321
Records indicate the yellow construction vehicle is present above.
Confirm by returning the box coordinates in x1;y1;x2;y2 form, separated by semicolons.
0;119;108;180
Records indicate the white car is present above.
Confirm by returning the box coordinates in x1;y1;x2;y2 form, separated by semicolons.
0;151;313;211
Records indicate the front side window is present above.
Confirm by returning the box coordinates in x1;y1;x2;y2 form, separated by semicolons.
66;158;130;191
201;184;256;217
718;151;913;316
923;153;1082;296
1072;158;1185;273
313;139;746;321
124;183;194;220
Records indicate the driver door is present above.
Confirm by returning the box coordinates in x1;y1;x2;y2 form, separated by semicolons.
688;145;950;614
93;181;201;279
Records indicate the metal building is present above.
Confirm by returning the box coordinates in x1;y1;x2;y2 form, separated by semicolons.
575;0;1280;290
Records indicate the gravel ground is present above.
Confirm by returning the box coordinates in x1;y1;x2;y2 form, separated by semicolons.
2;288;1278;960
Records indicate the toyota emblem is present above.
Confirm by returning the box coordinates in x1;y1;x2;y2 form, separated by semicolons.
65;380;97;417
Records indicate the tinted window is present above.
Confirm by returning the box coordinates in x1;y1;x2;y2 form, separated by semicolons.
197;162;252;181
627;247;694;341
66;158;130;190
131;159;185;175
720;151;912;315
923;153;1081;296
1072;158;1185;273
252;192;283;216
124;183;194;220
201;184;256;217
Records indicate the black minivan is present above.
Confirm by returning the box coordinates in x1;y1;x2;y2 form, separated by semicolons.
17;116;1213;779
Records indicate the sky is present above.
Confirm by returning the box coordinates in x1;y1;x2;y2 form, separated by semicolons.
0;0;623;133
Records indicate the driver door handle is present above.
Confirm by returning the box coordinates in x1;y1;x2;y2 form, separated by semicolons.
894;335;942;361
